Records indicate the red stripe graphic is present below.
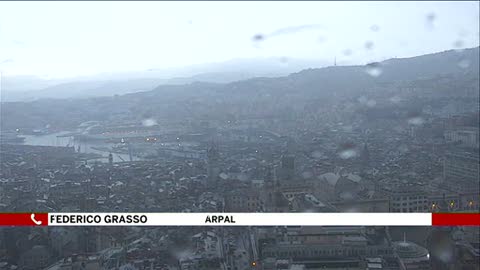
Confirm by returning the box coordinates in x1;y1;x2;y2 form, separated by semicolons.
0;213;48;226
432;213;480;226
0;213;478;226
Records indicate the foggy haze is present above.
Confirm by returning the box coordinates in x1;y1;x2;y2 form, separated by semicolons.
0;1;479;79
0;2;479;270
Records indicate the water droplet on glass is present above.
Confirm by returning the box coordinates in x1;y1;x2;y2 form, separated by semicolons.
342;125;353;132
425;13;436;30
364;41;374;50
358;96;368;104
365;62;382;77
142;118;157;127
339;191;355;200
252;34;264;42
390;95;402;104
339;149;358;159
366;99;377;107
344;207;360;213
338;143;358;159
279;57;289;64
457;59;470;69
458;29;468;37
407;112;425;126
252;34;264;48
408;117;424;125
302;171;313;179
311;150;323;158
453;39;464;48
426;13;436;22
238;173;248;181
398;144;409;153
0;58;14;64
342;49;353;56
429;231;455;263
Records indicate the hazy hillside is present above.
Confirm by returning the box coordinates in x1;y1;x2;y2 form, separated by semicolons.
141;47;479;99
1;47;478;130
1;58;328;101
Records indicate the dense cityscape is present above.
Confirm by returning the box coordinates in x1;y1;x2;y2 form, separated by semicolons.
1;47;479;269
0;1;479;270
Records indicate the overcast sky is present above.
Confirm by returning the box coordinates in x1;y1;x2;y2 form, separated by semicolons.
0;1;478;78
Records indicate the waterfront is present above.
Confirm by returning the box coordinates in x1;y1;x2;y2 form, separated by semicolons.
21;132;139;163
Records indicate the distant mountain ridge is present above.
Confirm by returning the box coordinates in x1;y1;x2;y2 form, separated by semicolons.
1;47;478;130
1;58;329;101
144;47;479;97
3;48;477;101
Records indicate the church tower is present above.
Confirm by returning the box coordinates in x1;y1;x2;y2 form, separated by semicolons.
108;152;113;166
361;142;370;172
263;165;276;211
277;137;296;186
207;141;221;186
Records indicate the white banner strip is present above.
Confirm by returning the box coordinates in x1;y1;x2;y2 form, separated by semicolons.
48;213;432;226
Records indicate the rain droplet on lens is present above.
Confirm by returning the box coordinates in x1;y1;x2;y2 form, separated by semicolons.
0;58;14;64
358;96;368;104
142;118;157;127
370;25;380;32
339;191;355;201
366;99;376;107
425;12;436;30
408;117;424;125
342;125;353;132
406;111;424;125
365;62;382;77
364;41;374;50
279;56;289;64
238;173;248;181
458;29;468;37
458;59;470;69
344;207;359;213
311;150;323;158
252;34;265;42
426;12;436;23
318;36;327;43
340;149;357;159
429;230;455;264
390;95;402;104
342;49;353;56
453;39;464;48
398;144;409;153
338;143;358;159
302;171;313;179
